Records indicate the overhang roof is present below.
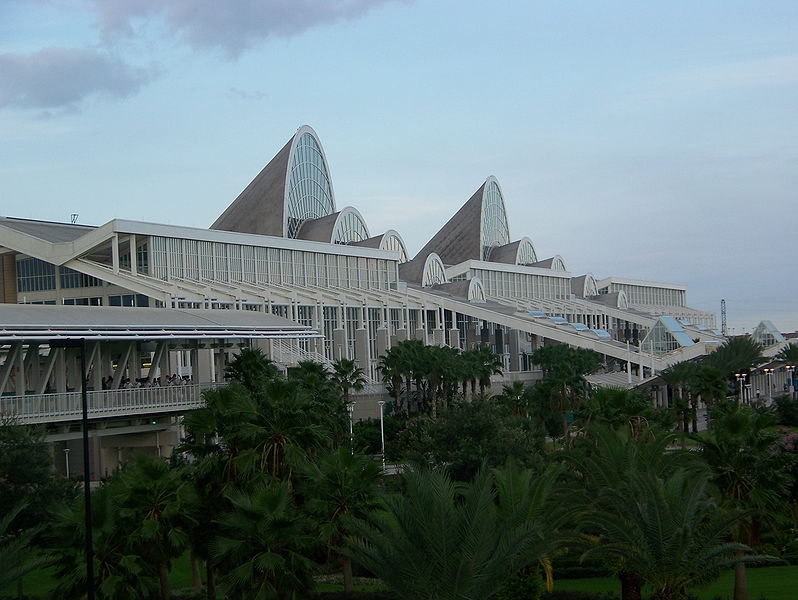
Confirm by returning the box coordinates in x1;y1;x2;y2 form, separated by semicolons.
0;304;320;342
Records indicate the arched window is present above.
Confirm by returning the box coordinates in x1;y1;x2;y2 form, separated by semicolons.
380;230;408;263
468;277;486;303
480;178;510;260
421;253;447;287
551;255;567;271
584;274;598;297
516;237;537;265
332;208;369;244
285;131;335;238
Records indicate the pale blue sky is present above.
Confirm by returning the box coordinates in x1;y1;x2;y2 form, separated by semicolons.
1;1;796;333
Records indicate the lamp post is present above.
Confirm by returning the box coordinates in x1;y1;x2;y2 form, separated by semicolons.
49;338;94;600
735;373;747;405
346;401;355;454
377;400;386;471
763;368;775;403
786;364;795;400
63;447;71;478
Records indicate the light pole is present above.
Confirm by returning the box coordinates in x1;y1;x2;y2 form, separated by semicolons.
735;373;747;404
763;368;775;403
377;400;386;471
346;401;355;454
63;447;71;478
786;364;795;400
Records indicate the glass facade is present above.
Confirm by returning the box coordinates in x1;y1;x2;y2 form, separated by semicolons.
149;236;399;291
382;233;408;263
16;257;55;292
471;267;570;300
516;239;537;265
480;180;510;260
422;255;447;287
285;133;335;238
332;209;369;244
59;266;102;289
600;282;686;307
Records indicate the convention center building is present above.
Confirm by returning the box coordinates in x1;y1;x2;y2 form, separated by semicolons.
1;125;727;384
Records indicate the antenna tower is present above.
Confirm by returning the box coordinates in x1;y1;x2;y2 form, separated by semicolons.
721;298;727;336
70;213;79;224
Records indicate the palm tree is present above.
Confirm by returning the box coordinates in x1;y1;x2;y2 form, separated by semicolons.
582;469;756;600
565;424;697;600
378;349;404;413
704;338;764;378
661;361;700;433
330;358;367;406
695;402;791;600
497;381;529;416
48;485;161;600
0;502;51;591
224;347;280;393
212;483;315;600
113;456;194;600
475;346;504;394
349;466;557;600
776;343;798;363
298;448;383;593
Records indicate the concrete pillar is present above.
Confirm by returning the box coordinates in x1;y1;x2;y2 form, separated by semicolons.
16;344;26;394
392;329;408;345
55;348;67;393
214;349;226;382
111;233;120;273
448;328;460;350
354;327;370;374
376;327;390;359
432;328;445;346
508;329;521;372
413;327;427;344
128;234;138;277
333;328;347;360
466;325;479;350
24;343;40;394
196;348;214;383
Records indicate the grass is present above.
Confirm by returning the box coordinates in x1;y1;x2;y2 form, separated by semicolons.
554;565;798;600
7;560;797;600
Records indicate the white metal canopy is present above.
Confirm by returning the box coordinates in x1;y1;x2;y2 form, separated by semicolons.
0;304;321;342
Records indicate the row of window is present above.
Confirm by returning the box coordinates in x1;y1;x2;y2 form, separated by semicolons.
16;258;103;293
472;268;571;300
602;283;686;307
149;236;399;291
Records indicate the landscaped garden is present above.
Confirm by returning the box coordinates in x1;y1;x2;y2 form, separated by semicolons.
2;339;797;600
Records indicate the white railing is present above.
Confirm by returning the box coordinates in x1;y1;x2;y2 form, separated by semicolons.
0;382;225;425
271;339;332;369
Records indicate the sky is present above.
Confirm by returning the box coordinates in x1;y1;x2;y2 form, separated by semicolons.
1;1;796;334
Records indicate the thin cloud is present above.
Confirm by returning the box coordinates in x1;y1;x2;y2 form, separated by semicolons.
664;54;798;92
0;47;153;110
87;0;407;58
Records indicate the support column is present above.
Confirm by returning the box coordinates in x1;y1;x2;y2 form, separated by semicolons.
376;327;390;360
354;327;370;374
508;329;521;372
333;328;347;360
448;328;460;350
130;234;137;275
111;233;120;273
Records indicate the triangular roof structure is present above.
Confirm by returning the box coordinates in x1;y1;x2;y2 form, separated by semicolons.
211;125;336;238
752;320;786;347
640;316;696;356
413;176;510;265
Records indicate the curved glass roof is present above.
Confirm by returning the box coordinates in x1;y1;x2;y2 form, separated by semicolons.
480;180;510;260
468;278;486;302
516;238;537;265
332;208;369;244
381;231;408;263
285;132;335;238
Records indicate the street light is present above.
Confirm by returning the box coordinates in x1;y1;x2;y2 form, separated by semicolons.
734;373;747;404
786;364;795;400
63;447;71;478
377;400;386;471
346;402;355;454
763;368;775;403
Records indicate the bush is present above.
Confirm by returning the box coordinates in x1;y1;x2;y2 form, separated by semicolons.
496;569;544;600
774;396;798;426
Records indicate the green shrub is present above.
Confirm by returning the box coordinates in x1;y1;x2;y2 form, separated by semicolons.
496;569;544;600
